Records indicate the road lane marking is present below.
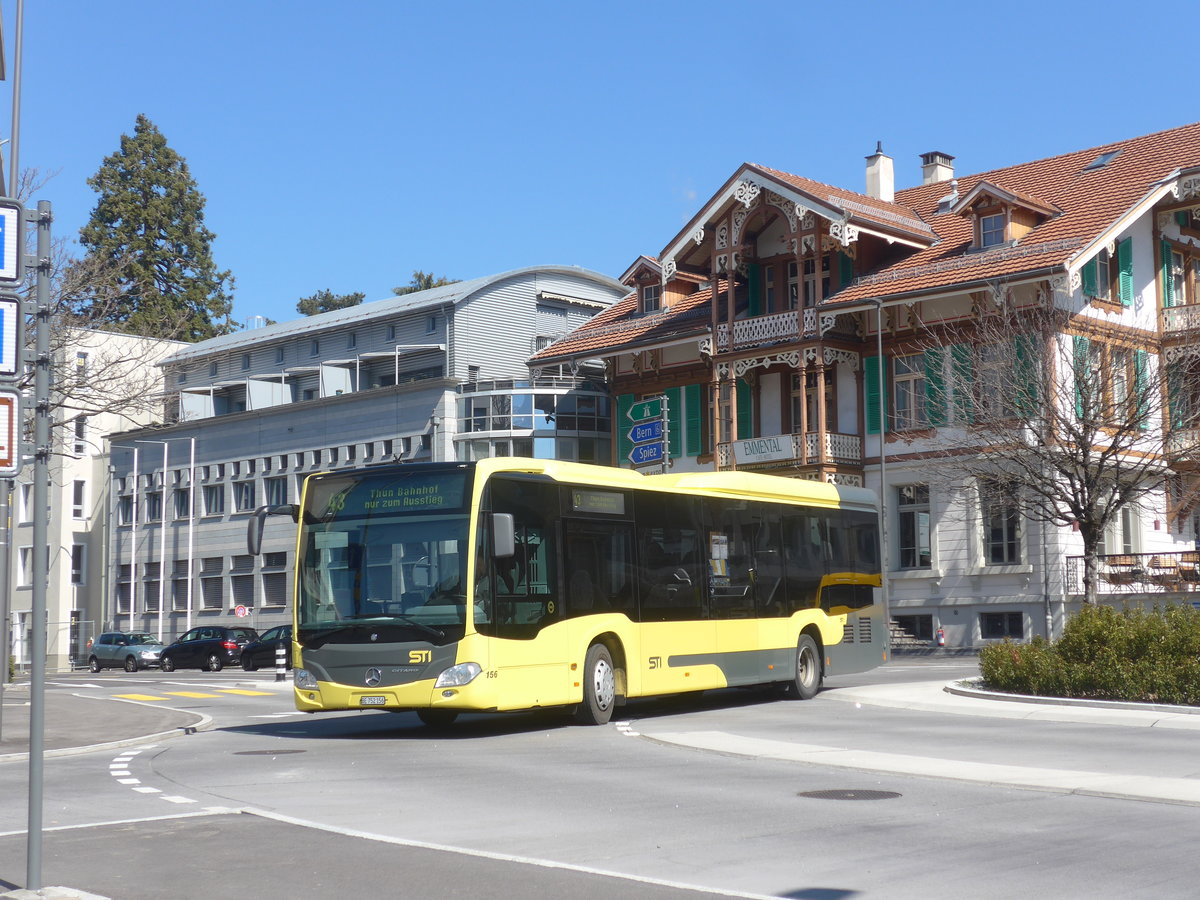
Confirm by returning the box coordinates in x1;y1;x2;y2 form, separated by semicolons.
112;693;166;702
132;787;160;794
163;691;220;699
215;688;275;696
160;796;197;804
117;778;140;785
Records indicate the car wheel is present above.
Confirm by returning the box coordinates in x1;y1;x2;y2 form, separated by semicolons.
783;634;822;700
207;653;223;672
161;655;176;673
241;655;256;672
124;656;138;673
88;656;101;673
574;643;616;725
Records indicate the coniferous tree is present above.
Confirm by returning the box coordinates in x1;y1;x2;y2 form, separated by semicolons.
393;270;458;295
297;288;366;316
77;114;234;341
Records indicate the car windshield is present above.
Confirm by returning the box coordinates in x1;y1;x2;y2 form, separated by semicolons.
297;466;473;646
127;634;159;645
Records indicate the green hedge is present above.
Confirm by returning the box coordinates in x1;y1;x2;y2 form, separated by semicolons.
979;604;1200;706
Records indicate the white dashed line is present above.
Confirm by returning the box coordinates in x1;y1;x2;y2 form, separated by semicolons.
132;787;160;794
117;778;140;785
160;796;196;804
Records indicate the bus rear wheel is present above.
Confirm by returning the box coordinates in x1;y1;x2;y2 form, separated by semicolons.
575;643;616;725
784;634;822;700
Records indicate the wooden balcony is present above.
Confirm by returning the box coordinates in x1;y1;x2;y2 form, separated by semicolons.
1065;550;1200;595
1166;427;1200;470
1162;303;1200;336
716;431;863;484
715;310;799;352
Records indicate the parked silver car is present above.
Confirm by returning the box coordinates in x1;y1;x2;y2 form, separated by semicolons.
87;632;165;672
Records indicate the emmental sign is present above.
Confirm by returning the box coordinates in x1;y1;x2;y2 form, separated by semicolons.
734;434;795;464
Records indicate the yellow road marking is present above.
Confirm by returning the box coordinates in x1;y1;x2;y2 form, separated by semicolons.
215;689;275;696
163;691;220;699
113;694;166;702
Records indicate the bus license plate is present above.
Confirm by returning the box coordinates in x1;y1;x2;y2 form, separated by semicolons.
359;695;387;706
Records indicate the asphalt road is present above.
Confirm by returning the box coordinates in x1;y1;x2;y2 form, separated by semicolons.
3;659;1200;899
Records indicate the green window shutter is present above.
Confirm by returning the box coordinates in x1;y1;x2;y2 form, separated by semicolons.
838;252;854;289
1162;239;1175;308
864;355;886;434
616;393;635;464
665;386;682;459
1176;211;1190;228
924;348;947;428
1168;363;1185;429
735;379;753;439
1118;237;1134;307
1014;335;1040;416
1080;258;1098;298
1072;336;1090;419
951;344;975;424
747;263;761;317
1134;350;1149;430
684;383;702;457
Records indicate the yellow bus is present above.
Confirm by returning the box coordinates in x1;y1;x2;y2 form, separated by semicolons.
252;457;886;727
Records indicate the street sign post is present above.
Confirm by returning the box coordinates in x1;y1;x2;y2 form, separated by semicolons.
627;394;668;470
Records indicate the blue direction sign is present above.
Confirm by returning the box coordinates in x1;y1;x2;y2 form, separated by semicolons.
0;201;23;285
628;442;665;466
627;419;663;444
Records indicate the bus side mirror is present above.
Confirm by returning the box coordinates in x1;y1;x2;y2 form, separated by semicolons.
491;513;515;558
248;504;299;555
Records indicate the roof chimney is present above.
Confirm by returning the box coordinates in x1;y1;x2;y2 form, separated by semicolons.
865;141;894;202
920;150;955;185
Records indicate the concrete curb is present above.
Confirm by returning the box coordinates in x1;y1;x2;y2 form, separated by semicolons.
944;678;1200;715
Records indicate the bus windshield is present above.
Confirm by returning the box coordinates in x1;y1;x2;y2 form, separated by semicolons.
296;466;474;646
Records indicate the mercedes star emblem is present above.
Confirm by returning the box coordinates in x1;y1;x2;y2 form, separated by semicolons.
365;667;382;687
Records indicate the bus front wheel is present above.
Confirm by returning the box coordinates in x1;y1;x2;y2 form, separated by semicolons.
785;634;822;700
417;709;458;728
575;643;616;725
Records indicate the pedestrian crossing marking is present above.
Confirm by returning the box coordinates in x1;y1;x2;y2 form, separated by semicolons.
113;694;166;702
215;689;275;696
164;691;220;699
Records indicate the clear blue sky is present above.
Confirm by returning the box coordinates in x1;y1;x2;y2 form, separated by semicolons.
6;0;1194;327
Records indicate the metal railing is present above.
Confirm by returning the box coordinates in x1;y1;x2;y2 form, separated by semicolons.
1162;303;1200;334
1065;550;1200;595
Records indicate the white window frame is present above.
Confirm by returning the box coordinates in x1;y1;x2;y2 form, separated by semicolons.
893;354;927;431
70;544;86;585
980;213;1006;248
72;480;87;519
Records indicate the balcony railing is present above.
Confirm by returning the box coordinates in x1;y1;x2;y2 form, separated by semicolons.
1163;303;1200;334
1065;550;1200;595
717;431;862;469
715;311;799;351
1166;427;1200;462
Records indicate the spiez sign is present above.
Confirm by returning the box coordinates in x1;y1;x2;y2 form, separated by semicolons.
0;389;20;476
0;201;24;285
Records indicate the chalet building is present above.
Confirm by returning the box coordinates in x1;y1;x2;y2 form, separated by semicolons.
106;267;625;645
532;125;1200;647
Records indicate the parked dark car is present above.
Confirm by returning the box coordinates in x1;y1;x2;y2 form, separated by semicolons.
160;625;259;672
87;632;164;672
240;625;292;671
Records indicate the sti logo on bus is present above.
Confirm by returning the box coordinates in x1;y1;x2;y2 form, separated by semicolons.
409;650;432;664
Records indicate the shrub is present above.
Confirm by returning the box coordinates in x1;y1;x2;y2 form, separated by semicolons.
978;604;1200;706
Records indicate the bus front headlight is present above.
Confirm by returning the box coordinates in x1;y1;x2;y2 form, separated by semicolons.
294;669;319;690
434;662;482;688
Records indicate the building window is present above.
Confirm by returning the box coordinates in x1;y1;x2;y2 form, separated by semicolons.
979;213;1006;248
981;480;1021;565
275;346;285;364
897;485;931;569
265;476;288;506
19;482;31;523
173;487;191;519
1105;505;1140;555
203;484;225;516
118;494;133;525
347;332;357;349
72;480;87;519
241;352;251;371
893;354;927;430
144;491;162;523
210;361;219;377
75;351;89;372
426;314;439;334
980;611;1023;640
234;481;256;512
787;261;799;310
387;323;397;341
763;266;775;312
18;546;31;586
310;339;320;357
68;544;84;585
1081;238;1133;306
641;284;661;314
73;417;88;455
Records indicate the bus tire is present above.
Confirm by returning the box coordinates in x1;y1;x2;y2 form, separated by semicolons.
417;709;459;728
785;634;822;700
575;643;616;725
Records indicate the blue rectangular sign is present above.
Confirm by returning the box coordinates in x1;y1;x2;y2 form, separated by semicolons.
628;442;665;465
627;420;663;444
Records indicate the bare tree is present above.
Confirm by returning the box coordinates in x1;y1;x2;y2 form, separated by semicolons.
909;291;1190;606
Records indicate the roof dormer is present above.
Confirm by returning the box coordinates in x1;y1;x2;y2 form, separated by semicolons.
951;180;1059;250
